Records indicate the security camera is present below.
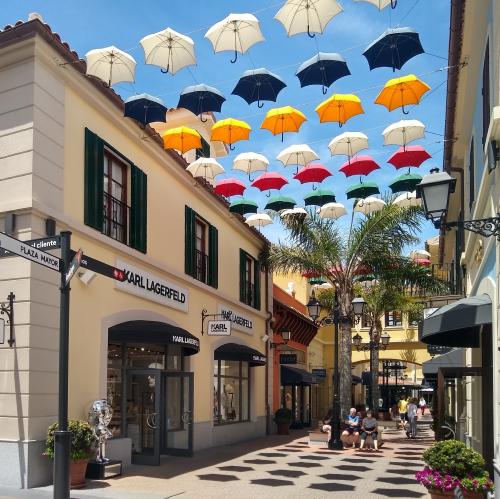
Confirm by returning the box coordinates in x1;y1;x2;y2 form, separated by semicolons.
77;270;96;286
261;334;269;343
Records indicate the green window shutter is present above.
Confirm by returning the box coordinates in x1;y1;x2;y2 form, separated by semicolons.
208;224;218;288
84;128;104;231
253;259;261;310
185;206;195;277
130;165;148;253
239;249;246;302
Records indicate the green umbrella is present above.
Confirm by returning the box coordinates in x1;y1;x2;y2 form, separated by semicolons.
309;276;327;285
229;198;258;215
304;188;336;206
388;172;422;194
346;181;380;200
354;273;376;283
265;195;296;212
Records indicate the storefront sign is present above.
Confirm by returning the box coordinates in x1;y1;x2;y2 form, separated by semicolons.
207;320;231;336
280;353;297;364
217;305;253;335
312;368;327;378
115;260;189;312
171;334;199;349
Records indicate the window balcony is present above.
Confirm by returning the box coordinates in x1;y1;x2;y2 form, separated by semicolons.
103;192;130;244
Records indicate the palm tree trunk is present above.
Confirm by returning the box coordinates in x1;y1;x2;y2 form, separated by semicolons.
338;287;353;418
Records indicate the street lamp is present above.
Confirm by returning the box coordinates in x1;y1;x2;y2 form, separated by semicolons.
270;329;291;348
352;297;367;318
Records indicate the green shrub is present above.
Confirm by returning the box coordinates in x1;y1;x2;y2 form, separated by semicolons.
274;408;292;424
44;420;97;461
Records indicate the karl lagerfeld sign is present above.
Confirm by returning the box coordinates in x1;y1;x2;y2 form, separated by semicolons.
218;304;253;335
115;259;188;312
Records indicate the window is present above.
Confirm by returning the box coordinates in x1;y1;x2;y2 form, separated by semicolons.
385;310;402;327
469;138;475;209
213;360;250;424
195;137;211;159
482;41;490;146
194;217;208;283
361;315;371;328
239;249;261;310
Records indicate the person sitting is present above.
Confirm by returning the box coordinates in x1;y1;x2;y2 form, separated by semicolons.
358;410;379;451
341;407;360;449
321;409;333;442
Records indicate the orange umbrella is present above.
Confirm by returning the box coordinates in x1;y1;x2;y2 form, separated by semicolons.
315;93;364;127
374;74;430;114
162;126;201;153
261;106;307;141
211;118;251;150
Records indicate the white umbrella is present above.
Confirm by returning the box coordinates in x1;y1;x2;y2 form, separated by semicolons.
318;202;347;220
245;213;273;229
354;196;386;215
410;249;431;259
205;13;264;63
280;207;308;219
328;131;369;157
275;0;343;37
233;152;269;180
277;144;319;172
393;190;422;208
354;0;395;10
140;27;195;75
85;46;136;86
186;158;225;181
382;119;425;147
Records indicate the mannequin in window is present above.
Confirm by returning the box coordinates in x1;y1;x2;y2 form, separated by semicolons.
224;383;236;421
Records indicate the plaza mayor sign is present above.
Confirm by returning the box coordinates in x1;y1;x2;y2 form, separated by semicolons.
218;304;253;335
115;259;189;312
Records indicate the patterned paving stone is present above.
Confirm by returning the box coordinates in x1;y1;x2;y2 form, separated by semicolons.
198;474;239;482
243;459;276;465
250;478;294;487
268;469;307;478
288;461;322;468
309;482;356;492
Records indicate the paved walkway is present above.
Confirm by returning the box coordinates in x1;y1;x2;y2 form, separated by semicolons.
2;422;434;499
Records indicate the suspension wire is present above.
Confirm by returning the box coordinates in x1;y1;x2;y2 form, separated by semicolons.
395;0;421;26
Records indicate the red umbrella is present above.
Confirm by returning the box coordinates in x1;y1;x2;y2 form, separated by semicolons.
415;258;431;266
214;178;246;197
293;163;332;184
251;172;288;196
339;155;380;177
302;270;321;278
387;145;431;169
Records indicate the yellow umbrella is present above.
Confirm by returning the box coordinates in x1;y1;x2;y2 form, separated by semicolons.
260;106;307;142
315;93;364;128
211;118;252;150
374;74;430;114
162;126;201;153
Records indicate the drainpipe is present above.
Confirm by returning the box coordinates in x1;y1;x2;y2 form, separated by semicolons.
265;268;272;435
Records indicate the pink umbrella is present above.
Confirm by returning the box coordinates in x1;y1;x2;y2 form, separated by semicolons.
293;163;332;187
415;258;431;266
214;178;246;197
339;155;380;177
251;172;288;197
387;145;431;169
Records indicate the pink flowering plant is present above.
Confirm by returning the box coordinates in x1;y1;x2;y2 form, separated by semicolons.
459;473;495;493
415;468;460;492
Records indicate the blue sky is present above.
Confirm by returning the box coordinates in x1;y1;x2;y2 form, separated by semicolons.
2;0;450;248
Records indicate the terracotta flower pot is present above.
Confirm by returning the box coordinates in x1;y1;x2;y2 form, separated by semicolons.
428;490;454;499
276;422;290;435
462;492;485;499
70;459;89;489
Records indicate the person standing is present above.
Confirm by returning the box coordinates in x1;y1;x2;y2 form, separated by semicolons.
397;395;408;430
406;398;418;439
419;396;427;415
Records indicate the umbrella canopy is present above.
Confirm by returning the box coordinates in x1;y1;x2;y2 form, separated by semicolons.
388;145;431;169
261;106;307;141
211;118;251;150
124;93;167;126
85;46;136;86
281;207;308;219
205;13;264;63
178;84;226;120
229;198;258;215
245;213;273;229
328;131;369;158
355;0;397;10
415;258;431;266
354;196;386;215
139;27;196;75
340;155;380;177
232;68;286;107
388;172;423;193
410;249;431;259
296;52;350;94
393;190;421;208
277;144;320;172
162;126;201;153
346;181;380;200
363;27;425;72
294;163;332;184
304;188;336;206
318;202;347;220
375;74;430;114
382;119;425;146
251;172;288;195
186;157;225;181
214;178;246;197
265;195;296;212
233;152;269;179
315;93;364;127
275;0;343;37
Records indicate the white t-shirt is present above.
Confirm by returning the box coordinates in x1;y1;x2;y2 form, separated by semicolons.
407;403;417;418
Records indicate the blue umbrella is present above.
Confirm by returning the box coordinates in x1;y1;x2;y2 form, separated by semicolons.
124;93;167;126
363;27;424;72
296;52;350;95
178;84;226;121
232;68;287;108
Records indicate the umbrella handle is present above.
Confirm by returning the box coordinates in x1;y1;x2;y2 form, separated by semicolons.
338;122;343;128
200;114;208;123
402;104;409;115
229;144;235;151
257;100;264;108
322;86;328;95
307;25;315;38
266;191;271;198
160;67;169;74
312;184;318;191
230;50;238;63
391;0;397;8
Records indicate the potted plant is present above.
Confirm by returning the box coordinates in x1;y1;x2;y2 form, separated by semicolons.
274;408;292;435
44;420;97;488
458;473;495;499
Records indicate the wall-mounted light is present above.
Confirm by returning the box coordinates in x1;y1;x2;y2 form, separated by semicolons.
270;330;291;349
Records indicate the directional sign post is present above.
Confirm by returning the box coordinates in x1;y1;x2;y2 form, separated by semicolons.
0;235;61;258
64;248;82;287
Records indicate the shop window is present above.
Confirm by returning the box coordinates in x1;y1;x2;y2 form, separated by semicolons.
239;249;261;310
107;343;123;437
195;136;211;159
213;360;250;425
385;310;402;327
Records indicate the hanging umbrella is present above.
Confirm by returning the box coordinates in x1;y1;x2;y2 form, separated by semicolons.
304;188;336;206
388;145;431;169
302;270;321;278
233;152;269;180
139;27;196;75
393;191;421;208
229;198;258;215
354;0;397;10
85;46;136;86
410;249;431;259
277;144;319;173
389;172;423;193
339;156;380;177
214;178;246;198
346;181;380;200
382;119;425;146
281;207;308;219
415;258;431;266
354;196;386;215
318;202;347;220
186;157;225;181
205;13;264;63
375;74;430;114
162;126;201;153
265;195;296;212
328;132;369;158
178;84;226;121
363;27;424;72
315;93;364;127
275;0;343;38
245;213;273;229
211;118;251;150
232;68;287;108
296;52;350;94
261;106;307;141
124;94;167;126
294;163;332;186
251;172;288;197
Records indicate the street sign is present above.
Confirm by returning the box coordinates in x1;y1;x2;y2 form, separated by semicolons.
207;320;231;336
280;353;297;364
0;231;60;271
0;235;61;258
72;251;126;282
312;368;327;378
64;249;82;286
